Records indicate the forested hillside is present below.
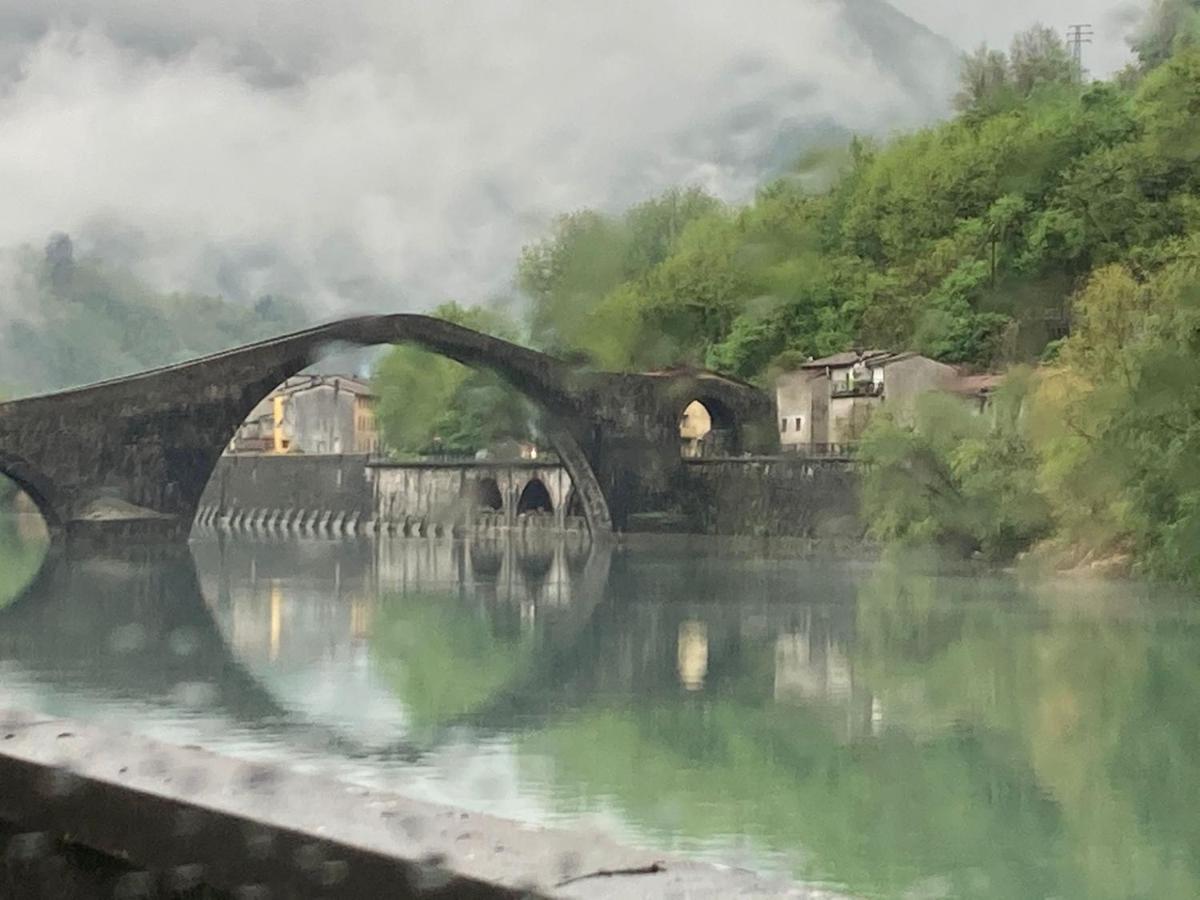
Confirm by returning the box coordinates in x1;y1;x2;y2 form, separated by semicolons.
516;18;1199;381
0;234;307;396
376;7;1200;582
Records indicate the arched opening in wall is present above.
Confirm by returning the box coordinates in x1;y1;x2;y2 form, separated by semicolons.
516;478;553;516
0;474;50;609
473;477;504;511
679;398;736;458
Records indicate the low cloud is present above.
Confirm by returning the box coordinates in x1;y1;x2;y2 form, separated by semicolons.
0;0;959;314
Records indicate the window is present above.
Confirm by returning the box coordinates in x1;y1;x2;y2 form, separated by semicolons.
780;418;788;433
794;416;803;432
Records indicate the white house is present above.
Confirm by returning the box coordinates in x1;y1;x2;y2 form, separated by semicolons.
775;351;959;452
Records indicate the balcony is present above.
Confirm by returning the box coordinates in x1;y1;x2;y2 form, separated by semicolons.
830;379;883;399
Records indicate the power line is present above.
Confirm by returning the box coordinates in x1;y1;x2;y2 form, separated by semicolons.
1066;24;1094;82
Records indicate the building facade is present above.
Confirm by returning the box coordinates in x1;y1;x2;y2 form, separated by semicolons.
776;351;958;453
227;375;381;455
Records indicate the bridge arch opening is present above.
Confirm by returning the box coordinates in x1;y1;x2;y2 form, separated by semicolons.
0;473;51;609
516;478;553;516
473;477;504;511
185;317;612;536
679;397;736;458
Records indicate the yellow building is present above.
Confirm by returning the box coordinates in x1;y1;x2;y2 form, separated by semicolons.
227;375;383;455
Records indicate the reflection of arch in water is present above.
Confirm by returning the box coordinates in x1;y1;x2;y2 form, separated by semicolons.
0;478;51;608
469;540;504;580
0;548;288;724
515;545;555;581
2;532;618;766
516;478;553;515
564;539;591;576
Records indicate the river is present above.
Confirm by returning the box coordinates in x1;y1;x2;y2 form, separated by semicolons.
1;507;1198;900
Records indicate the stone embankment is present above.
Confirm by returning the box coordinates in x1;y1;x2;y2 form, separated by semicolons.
196;452;863;540
196;454;585;538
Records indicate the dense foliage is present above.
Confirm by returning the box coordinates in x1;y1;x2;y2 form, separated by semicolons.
514;22;1200;386
855;35;1200;581
371;302;535;456
376;20;1200;580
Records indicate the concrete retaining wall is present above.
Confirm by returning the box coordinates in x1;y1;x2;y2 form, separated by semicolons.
197;455;581;537
197;454;862;540
371;462;573;534
676;457;862;538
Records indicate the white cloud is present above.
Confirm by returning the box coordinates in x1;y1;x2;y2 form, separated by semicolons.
0;0;960;313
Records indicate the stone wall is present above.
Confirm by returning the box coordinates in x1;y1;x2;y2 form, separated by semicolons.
675;457;861;539
369;461;574;534
197;454;579;536
197;453;862;540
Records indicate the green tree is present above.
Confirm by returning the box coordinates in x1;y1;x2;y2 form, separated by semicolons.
371;302;533;455
859;380;1050;560
1131;0;1200;70
1008;25;1078;94
955;45;1015;113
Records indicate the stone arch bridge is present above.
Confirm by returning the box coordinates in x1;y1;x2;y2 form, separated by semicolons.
0;314;775;541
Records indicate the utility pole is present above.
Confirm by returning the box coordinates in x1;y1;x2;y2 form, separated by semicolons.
1066;24;1094;82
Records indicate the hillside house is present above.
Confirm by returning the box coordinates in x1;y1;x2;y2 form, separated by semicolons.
775;351;958;453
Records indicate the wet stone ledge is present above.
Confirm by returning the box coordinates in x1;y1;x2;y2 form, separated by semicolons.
0;711;840;899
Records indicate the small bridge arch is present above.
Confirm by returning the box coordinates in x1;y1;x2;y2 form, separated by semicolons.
516;478;554;516
472;476;504;512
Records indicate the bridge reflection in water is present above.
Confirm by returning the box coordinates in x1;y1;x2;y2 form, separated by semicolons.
11;522;1200;899
0;525;885;891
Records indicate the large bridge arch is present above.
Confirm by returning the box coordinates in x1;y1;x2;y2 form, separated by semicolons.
0;315;775;542
0;315;613;539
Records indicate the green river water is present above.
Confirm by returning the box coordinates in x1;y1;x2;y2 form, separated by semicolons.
1;509;1198;899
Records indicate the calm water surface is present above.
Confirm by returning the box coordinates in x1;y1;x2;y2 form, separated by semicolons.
2;509;1199;900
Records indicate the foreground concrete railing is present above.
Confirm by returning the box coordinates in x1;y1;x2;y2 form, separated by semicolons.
0;711;830;898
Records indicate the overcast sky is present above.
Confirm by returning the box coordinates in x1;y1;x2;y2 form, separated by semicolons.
0;0;1155;317
890;0;1141;78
